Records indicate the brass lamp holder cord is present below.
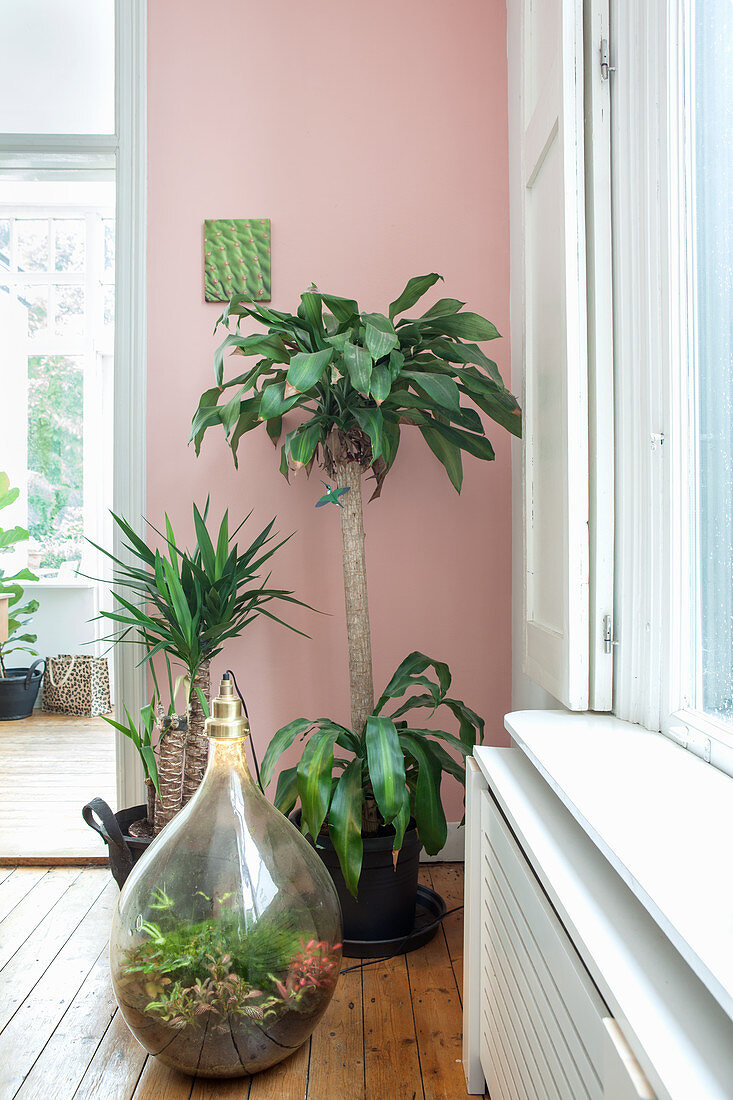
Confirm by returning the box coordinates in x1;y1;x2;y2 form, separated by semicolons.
224;669;263;790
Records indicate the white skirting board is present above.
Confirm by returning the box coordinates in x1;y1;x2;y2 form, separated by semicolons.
420;821;464;862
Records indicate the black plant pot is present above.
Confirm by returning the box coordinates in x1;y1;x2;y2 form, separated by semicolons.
82;798;154;888
0;661;45;721
292;810;422;944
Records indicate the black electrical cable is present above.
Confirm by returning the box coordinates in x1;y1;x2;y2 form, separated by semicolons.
338;904;465;974
225;669;263;791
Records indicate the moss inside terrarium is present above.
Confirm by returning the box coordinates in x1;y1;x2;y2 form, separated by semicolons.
118;889;341;1031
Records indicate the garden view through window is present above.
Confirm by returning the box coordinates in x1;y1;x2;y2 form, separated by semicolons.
0;180;115;579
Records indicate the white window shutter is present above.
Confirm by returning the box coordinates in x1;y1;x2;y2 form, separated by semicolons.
511;0;596;711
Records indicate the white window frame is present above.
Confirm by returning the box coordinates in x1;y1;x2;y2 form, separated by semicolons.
0;0;148;808
612;0;733;776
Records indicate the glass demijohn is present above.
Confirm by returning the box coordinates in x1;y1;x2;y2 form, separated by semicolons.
109;676;343;1077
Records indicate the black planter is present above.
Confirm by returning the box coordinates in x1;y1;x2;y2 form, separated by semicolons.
82;798;153;888
0;660;45;721
293;811;422;944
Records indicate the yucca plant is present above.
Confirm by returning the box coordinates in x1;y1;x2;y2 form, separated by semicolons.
191;274;521;891
103;702;160;832
94;502;308;831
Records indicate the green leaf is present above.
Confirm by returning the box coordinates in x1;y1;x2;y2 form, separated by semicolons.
460;385;523;439
391;788;411;854
274;765;299;815
375;651;451;713
0;526;29;550
431;338;503;384
286;348;333;392
328;759;364;897
365;715;407;824
363;313;399;360
320;292;360;323
286;422;322;469
416;297;465;321
258;381;302;421
343;342;372;393
214;332;289;385
369;364;392;404
140;745;161;797
425;313;500;341
403;371;460;411
261;718;313;789
399;734;447;854
388;273;442;321
430;420;495;462
297;725;339;840
352;406;384;460
419;425;463;492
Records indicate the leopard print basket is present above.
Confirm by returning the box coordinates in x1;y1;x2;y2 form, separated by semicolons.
42;654;112;717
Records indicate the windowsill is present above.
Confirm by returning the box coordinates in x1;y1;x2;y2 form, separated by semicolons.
23;578;94;590
501;710;733;1023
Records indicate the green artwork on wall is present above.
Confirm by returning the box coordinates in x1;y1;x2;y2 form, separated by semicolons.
203;218;271;303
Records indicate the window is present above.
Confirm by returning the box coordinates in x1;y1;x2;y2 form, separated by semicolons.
690;0;733;726
1;182;115;578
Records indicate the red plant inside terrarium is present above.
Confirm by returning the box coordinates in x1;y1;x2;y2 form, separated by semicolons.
274;938;343;1005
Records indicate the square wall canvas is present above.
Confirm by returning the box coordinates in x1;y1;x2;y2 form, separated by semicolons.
203;218;271;303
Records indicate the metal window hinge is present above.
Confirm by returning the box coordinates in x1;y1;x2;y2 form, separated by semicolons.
602;614;618;654
600;38;615;80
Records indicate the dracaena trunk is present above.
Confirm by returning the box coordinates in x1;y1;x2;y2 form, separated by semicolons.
181;658;211;805
334;459;380;834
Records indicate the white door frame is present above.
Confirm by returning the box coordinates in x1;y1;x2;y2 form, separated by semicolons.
0;1;149;809
113;0;148;809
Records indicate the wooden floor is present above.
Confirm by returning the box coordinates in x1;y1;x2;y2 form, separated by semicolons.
0;712;116;862
0;863;475;1100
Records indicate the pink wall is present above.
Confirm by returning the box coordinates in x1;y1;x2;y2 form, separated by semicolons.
146;0;511;820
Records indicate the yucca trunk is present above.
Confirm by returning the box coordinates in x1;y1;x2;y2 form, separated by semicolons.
334;459;380;834
154;712;187;834
182;658;211;805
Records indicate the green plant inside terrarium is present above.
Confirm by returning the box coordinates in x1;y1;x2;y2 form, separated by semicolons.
118;888;341;1031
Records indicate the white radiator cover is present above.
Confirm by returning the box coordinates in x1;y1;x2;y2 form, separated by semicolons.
463;747;733;1100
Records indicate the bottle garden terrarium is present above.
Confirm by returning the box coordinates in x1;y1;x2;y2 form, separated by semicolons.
109;675;343;1078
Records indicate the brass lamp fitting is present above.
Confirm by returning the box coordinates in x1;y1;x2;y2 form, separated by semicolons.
204;674;249;740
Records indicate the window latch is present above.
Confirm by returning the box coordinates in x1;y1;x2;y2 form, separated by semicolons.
602;614;618;654
600;38;615;81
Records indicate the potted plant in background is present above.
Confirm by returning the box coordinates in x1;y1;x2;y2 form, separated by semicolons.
191;273;521;945
83;502;310;883
0;472;43;721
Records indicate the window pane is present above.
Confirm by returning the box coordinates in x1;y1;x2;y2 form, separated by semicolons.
17;285;48;337
27;355;84;575
103;219;115;274
15;220;49;272
0;219;9;260
693;0;733;720
54;285;85;337
54;220;85;272
0;0;114;134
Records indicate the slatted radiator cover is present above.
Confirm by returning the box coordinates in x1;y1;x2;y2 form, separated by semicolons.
480;790;608;1100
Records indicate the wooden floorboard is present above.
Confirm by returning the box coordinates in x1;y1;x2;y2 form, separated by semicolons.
0;864;474;1100
0;712;116;862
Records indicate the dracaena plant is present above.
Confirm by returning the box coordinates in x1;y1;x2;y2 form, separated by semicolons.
93;502;309;831
260;651;484;896
191;274;520;885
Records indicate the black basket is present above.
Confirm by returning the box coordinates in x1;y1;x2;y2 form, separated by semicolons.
82;798;153;888
0;661;45;721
